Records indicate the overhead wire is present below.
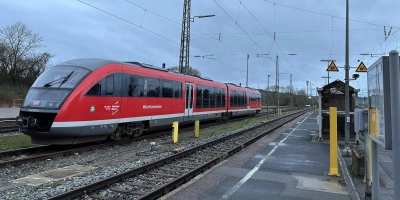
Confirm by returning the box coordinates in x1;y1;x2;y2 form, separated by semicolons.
79;0;269;82
264;0;391;28
80;0;400;90
239;0;307;87
213;0;269;54
125;0;272;82
77;0;189;51
212;0;278;86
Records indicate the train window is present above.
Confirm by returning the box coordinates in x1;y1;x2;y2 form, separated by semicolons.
222;89;226;107
230;90;234;107
196;85;202;108
216;89;221;108
203;87;210;108
235;90;239;107
243;92;246;106
105;75;114;95
135;77;145;97
162;80;173;98
210;87;216;108
238;91;242;106
87;83;101;95
147;78;160;97
174;81;182;98
129;76;144;97
236;91;239;107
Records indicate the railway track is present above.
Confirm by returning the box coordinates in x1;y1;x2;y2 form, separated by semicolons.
0;108;300;169
0;118;19;133
49;110;307;200
0;107;294;134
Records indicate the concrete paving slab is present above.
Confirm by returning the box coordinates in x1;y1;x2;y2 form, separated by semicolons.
12;165;96;186
0;108;19;119
296;177;348;195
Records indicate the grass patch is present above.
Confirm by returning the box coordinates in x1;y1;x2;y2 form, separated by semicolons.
50;181;63;188
197;117;268;139
130;158;140;163
0;84;29;107
0;134;38;151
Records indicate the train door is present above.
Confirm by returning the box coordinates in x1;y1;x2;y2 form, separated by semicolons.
184;82;194;121
247;92;250;110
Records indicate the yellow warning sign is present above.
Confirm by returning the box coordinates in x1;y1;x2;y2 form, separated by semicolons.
356;62;367;72
326;61;339;72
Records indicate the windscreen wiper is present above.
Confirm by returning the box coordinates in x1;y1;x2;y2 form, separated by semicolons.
58;71;74;89
43;71;74;88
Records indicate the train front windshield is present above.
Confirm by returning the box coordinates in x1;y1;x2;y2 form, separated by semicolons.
22;66;90;109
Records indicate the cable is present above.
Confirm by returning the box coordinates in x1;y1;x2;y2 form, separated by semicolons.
124;0;270;81
264;0;393;28
213;0;268;54
77;0;189;51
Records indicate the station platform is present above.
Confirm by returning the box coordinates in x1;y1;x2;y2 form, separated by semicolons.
0;108;394;199
0;108;20;119
161;111;394;200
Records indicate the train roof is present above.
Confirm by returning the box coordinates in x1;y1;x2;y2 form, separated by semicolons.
56;58;119;71
55;58;223;84
124;61;214;82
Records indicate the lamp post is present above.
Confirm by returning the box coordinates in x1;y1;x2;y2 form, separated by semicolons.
292;84;297;107
256;54;272;114
321;76;331;85
278;73;288;109
178;2;215;74
267;74;271;117
343;0;351;156
246;54;249;87
267;75;271;92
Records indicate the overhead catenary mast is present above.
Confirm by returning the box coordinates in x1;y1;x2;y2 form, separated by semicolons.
178;0;191;74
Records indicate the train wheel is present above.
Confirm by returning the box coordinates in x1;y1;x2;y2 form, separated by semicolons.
110;130;121;140
133;123;145;137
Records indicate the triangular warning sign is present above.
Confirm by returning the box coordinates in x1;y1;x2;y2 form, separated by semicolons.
326;61;339;72
356;62;367;72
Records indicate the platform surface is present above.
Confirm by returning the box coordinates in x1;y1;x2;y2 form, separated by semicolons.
0;108;20;119
162;111;395;200
1;108;395;199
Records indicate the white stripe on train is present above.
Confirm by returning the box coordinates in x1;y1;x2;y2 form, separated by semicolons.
52;108;260;128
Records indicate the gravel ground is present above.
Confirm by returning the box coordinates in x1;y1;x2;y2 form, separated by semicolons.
0;118;266;200
0;131;22;137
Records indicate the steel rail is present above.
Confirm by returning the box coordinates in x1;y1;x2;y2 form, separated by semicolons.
49;110;306;200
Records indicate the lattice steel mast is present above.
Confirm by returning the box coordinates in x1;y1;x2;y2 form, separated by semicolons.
179;0;191;74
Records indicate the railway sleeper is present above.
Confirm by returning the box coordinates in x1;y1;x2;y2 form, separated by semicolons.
148;172;180;178
124;181;159;189
158;168;188;173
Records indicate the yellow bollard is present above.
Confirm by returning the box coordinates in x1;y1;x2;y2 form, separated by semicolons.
368;109;379;182
194;120;199;138
172;121;179;143
328;107;339;176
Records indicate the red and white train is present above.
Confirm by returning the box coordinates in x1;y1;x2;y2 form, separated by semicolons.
17;58;262;145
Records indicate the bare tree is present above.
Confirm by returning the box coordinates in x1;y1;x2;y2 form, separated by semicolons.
0;22;52;85
168;66;201;76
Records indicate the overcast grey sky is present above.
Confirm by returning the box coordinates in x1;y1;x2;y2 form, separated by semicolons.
1;0;399;96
